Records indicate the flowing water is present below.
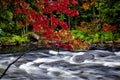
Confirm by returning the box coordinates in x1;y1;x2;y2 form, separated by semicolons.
0;48;120;80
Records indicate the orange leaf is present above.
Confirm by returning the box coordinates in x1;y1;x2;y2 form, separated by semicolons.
82;1;91;11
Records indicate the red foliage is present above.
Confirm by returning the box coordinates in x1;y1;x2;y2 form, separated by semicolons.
102;24;117;32
11;0;89;50
71;0;78;5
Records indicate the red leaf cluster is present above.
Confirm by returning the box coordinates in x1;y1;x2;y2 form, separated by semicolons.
102;24;117;32
6;0;89;50
71;0;78;5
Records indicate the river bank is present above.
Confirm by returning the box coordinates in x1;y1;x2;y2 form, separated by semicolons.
0;41;120;54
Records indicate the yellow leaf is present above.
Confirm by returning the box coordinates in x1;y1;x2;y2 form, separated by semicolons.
82;1;91;11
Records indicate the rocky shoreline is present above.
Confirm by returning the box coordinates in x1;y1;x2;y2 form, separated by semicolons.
0;41;120;54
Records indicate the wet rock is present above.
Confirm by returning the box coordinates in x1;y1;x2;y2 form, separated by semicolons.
71;53;94;63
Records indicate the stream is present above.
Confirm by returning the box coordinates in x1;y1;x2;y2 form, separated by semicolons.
0;47;120;80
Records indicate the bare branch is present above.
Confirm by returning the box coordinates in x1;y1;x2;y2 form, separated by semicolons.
0;49;32;79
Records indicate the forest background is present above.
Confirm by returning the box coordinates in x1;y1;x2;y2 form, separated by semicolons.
0;0;120;50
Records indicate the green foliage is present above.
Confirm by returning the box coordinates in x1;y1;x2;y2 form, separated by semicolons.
0;29;5;36
101;31;113;41
71;30;115;43
72;0;120;30
0;6;21;35
70;0;120;44
0;37;6;43
0;1;29;44
0;35;29;45
96;0;120;25
8;35;29;44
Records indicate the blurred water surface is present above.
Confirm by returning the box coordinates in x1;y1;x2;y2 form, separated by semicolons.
0;48;120;80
